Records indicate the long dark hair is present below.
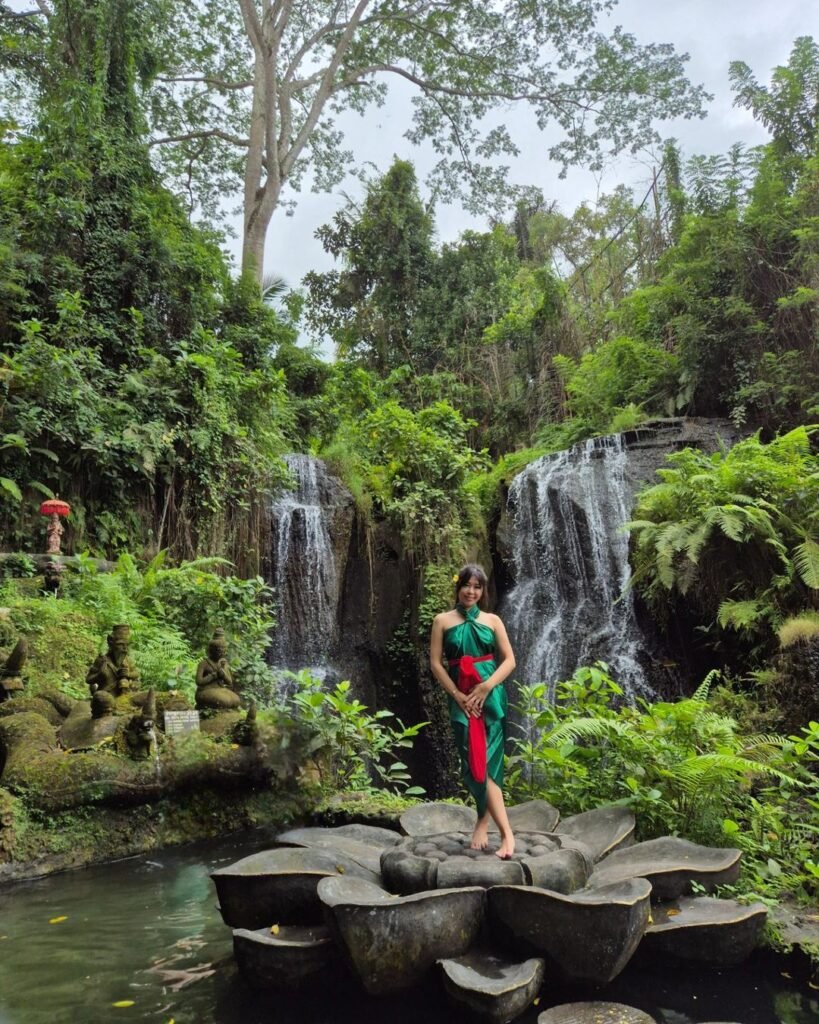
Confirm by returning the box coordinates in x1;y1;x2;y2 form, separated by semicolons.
454;563;488;608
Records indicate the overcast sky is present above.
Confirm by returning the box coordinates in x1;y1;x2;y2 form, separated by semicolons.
242;0;807;289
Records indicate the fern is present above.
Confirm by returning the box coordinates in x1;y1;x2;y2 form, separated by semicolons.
717;598;766;631
793;538;819;589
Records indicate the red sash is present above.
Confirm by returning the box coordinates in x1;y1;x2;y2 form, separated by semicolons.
449;653;495;783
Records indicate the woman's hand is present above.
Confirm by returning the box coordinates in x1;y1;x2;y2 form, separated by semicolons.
465;682;492;716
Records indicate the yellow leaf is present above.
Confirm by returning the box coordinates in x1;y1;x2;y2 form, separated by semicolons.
112;1001;135;1008
335;865;345;874
49;916;68;924
270;924;280;935
666;909;681;917
647;914;654;924
533;998;540;1006
230;744;239;750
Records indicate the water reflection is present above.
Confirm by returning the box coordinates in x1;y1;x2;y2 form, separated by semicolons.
0;833;815;1024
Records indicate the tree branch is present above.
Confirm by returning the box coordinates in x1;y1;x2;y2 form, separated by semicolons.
340;63;595;113
149;129;250;148
281;0;372;179
156;75;253;91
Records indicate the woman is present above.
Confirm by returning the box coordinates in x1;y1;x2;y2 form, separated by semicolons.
429;564;516;858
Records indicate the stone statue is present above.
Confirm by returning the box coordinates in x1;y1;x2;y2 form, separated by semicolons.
0;638;27;702
86;624;140;717
43;559;65;596
45;513;64;555
196;628;241;710
123;688;159;760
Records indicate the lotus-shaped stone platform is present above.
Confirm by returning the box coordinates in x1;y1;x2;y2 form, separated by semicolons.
211;801;762;1020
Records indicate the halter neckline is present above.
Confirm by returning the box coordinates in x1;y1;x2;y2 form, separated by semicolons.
455;602;480;621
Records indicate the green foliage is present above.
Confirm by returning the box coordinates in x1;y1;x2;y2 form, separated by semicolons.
0;554;275;703
509;663;819;899
626;428;819;669
554;335;679;431
279;672;427;796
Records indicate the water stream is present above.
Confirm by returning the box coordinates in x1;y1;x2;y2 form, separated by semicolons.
268;454;347;670
0;835;814;1024
501;434;651;699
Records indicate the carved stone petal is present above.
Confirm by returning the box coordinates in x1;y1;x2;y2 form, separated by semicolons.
399;801;477;836
522;849;590;893
318;875;485;995
211;848;381;929
643;896;767;965
380;847;439;894
554;805;636;862
588;838;741;899
538;1002;656;1024
439;952;545;1023
333;823;402;847
232;924;336;989
275;829;384;874
437;855;525;889
492;799;560;834
488;879;651;985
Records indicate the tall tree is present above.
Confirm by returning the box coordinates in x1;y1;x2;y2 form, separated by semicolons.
141;0;708;279
304;158;433;371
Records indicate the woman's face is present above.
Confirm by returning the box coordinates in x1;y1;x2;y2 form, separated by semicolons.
458;575;483;608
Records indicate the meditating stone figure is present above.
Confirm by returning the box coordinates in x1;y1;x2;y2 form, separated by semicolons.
0;638;28;702
196;628;241;710
87;624;140;717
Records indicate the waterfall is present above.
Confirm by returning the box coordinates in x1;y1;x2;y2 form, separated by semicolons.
500;434;651;700
268;454;351;669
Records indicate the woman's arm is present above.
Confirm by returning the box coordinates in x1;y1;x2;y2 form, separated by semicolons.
429;615;475;717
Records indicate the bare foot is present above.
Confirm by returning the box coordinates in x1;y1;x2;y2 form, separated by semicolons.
495;831;515;860
470;818;489;850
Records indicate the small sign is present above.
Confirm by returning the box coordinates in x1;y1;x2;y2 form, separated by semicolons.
164;710;200;736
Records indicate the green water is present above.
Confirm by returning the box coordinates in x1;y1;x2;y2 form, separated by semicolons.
0;834;816;1024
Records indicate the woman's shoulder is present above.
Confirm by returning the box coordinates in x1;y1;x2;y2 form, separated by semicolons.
433;609;461;629
478;611;502;627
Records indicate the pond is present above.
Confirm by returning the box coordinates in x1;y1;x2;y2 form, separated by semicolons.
0;833;815;1024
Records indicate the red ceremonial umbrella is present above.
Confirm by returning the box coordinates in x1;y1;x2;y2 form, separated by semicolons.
40;499;71;517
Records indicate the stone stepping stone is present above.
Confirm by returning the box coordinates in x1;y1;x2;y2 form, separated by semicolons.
554;806;636;862
588;837;741;899
400;801;476;836
275;828;385;873
439;951;545;1022
538;1001;655;1024
318;874;484;995
488;879;651;985
232;923;336;989
489;799;560;834
643;895;767;965
211;847;381;929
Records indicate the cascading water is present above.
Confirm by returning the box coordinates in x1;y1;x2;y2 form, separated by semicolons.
500;434;651;701
268;454;350;669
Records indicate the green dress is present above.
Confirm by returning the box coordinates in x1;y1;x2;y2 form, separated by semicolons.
444;604;507;817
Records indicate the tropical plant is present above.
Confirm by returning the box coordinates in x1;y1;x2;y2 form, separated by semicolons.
625;428;819;669
508;663;819;899
281;671;427;795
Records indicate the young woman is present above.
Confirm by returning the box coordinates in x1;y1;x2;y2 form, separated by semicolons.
429;564;516;858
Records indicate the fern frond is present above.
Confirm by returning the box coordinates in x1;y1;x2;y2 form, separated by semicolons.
717;598;766;631
691;669;720;703
544;717;631;746
793;538;819;589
